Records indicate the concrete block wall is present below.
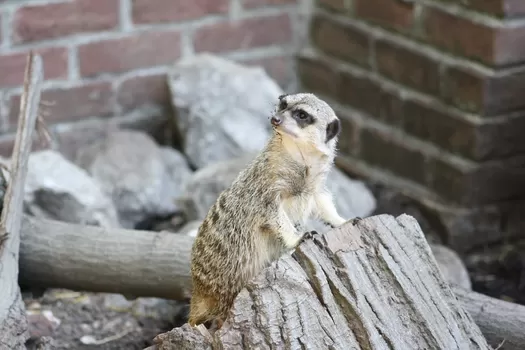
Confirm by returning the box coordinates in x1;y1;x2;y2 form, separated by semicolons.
0;0;311;155
298;0;525;251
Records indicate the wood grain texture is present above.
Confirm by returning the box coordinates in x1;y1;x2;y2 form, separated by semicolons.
0;52;43;350
19;215;193;301
453;287;525;350
152;214;491;350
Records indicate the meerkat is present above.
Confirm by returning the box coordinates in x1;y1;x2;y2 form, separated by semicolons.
188;93;348;329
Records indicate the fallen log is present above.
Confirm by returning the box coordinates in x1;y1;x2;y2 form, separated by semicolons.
0;52;42;349
17;213;525;349
452;287;525;350
19;215;193;301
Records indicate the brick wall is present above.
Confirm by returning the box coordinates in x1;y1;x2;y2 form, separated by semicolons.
298;0;525;251
0;0;310;156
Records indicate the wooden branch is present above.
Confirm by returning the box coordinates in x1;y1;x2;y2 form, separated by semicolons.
452;286;525;350
19;215;193;301
0;52;43;349
159;215;492;349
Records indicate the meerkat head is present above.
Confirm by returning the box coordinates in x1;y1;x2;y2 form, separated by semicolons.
270;93;341;155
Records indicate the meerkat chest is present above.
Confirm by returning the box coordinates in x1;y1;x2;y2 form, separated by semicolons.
281;195;314;224
278;161;325;224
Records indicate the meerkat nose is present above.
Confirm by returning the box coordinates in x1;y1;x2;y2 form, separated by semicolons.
271;116;282;126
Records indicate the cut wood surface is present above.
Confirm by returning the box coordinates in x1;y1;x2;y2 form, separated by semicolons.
0;52;43;350
19;215;193;301
453;286;525;350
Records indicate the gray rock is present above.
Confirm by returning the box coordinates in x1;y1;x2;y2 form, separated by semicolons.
174;220;202;237
168;54;282;169
33;336;56;350
160;146;194;195
76;130;193;229
24;150;119;228
102;293;186;325
177;153;256;220
27;313;55;340
178;153;376;233
430;244;472;290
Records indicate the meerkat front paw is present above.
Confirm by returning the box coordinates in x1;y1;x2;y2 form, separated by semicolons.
351;217;362;225
300;230;319;243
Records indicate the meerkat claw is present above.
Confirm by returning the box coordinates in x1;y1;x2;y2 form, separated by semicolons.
351;217;362;225
301;230;319;242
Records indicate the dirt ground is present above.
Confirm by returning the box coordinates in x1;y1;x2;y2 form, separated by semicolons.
23;289;189;350
22;181;524;349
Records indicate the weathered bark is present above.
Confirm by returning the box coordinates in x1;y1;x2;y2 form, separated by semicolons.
452;286;525;350
0;52;42;349
152;214;491;350
19;215;193;301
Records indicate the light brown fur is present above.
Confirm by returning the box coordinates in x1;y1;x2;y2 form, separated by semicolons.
188;93;347;328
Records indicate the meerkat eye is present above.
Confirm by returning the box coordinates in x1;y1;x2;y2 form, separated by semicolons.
295;110;308;119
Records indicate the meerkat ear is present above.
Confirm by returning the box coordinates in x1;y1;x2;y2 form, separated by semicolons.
325;119;341;143
278;94;288;110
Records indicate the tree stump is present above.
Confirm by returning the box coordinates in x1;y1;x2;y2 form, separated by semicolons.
152;214;491;350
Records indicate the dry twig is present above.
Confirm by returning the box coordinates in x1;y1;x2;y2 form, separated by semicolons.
0;51;44;349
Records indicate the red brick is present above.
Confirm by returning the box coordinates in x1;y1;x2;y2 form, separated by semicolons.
240;56;293;88
132;0;229;24
193;14;292;53
297;55;340;99
242;0;296;8
339;70;382;117
117;74;170;112
403;97;525;161
0;133;48;158
424;8;493;63
310;14;370;67
317;0;348;11
354;0;414;32
494;27;525;66
0;47;68;87
429;154;525;206
378;88;404;126
375;38;440;95
423;6;525;66
441;65;525;116
333;108;359;156
0;134;15;158
78;31;182;77
402;99;478;159
360;127;427;185
13;0;118;43
9;82;113;128
463;0;525;18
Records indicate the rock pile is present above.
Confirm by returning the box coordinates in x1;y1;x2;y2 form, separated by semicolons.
21;53;377;235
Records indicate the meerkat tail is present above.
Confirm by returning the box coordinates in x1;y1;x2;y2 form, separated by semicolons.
188;295;220;327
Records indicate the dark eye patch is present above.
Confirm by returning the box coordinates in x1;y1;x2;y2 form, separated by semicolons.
292;109;315;128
